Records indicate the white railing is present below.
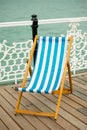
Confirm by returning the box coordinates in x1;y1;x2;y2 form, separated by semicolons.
67;23;87;74
0;17;87;84
0;40;33;84
0;17;87;27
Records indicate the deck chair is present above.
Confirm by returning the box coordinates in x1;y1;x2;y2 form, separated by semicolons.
15;35;73;120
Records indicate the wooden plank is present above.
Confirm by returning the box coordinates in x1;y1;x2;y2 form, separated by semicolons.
0;90;36;130
74;87;87;96
65;80;87;96
0;107;21;130
32;93;87;130
7;88;64;130
6;87;72;130
66;94;87;107
0;120;9;130
62;95;82;109
11;87;87;130
84;74;87;78
23;92;78;130
0;73;87;130
73;91;87;101
43;94;87;124
64;80;87;107
5;88;55;130
57;116;79;130
60;108;87;130
71;78;87;90
1;89;49;130
27;94;76;130
76;76;87;85
78;107;87;116
61;102;87;124
77;75;87;84
3;87;65;130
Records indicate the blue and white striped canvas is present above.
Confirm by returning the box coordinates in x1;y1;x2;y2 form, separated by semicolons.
18;36;68;93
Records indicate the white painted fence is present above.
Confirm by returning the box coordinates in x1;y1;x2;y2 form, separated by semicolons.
0;17;87;84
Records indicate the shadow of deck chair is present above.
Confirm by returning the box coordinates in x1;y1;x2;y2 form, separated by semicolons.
15;35;73;120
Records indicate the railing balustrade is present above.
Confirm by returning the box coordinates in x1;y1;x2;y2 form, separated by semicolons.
0;17;87;84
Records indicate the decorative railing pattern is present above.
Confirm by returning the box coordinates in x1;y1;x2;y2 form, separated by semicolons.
67;23;87;74
0;17;87;84
0;40;33;84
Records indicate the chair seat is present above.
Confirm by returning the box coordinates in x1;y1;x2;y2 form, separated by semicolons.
18;36;68;93
15;35;72;120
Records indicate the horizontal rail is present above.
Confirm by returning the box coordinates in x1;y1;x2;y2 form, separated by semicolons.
0;17;87;28
38;17;87;25
0;17;87;84
0;21;32;28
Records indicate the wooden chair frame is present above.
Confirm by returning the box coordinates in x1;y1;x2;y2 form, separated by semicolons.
14;35;73;120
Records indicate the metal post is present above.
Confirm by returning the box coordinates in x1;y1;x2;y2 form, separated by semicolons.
31;15;38;65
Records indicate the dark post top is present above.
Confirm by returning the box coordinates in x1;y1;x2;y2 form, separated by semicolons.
31;15;38;65
31;15;38;41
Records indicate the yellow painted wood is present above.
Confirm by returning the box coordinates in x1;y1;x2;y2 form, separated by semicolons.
67;62;72;93
15;36;73;120
1;73;87;130
14;91;23;115
21;35;38;88
52;88;72;95
16;109;55;117
15;35;38;115
54;36;73;119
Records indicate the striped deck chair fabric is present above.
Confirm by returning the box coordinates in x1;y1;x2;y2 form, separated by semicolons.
17;36;68;93
15;35;72;120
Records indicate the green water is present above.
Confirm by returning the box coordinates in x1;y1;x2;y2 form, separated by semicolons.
0;0;87;42
0;0;87;85
0;0;87;22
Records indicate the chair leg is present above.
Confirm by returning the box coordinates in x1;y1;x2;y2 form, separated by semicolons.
55;85;64;120
54;63;72;120
67;62;72;93
14;59;32;115
14;91;23;115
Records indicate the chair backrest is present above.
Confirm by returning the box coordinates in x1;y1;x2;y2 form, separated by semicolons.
24;36;69;93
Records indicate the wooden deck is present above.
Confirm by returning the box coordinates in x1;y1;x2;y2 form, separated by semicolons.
0;73;87;130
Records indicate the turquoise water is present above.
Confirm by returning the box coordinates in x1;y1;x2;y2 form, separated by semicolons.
0;0;87;84
0;0;87;22
0;0;87;42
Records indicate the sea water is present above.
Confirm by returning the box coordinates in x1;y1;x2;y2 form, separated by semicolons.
0;0;87;42
0;0;87;85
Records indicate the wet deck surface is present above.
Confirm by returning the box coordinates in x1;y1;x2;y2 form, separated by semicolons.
0;73;87;130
